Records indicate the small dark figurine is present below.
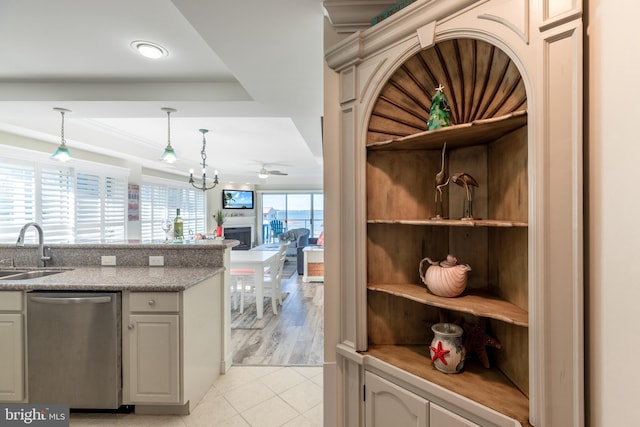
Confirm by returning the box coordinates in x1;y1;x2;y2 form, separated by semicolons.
451;172;479;220
463;317;501;368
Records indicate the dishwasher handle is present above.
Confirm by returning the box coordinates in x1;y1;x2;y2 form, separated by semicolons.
29;295;113;305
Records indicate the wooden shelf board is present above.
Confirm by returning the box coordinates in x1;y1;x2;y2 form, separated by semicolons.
368;283;528;327
368;219;528;227
366;110;527;151
364;345;531;427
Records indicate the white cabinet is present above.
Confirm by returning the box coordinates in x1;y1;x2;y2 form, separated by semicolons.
125;292;181;405
430;404;480;427
123;274;224;414
303;246;324;282
0;292;24;402
365;372;428;427
365;371;483;427
0;313;23;402
128;313;180;404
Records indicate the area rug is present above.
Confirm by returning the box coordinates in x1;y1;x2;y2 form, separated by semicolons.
231;292;290;330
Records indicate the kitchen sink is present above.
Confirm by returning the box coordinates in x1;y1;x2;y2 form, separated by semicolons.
0;270;28;277
0;269;70;280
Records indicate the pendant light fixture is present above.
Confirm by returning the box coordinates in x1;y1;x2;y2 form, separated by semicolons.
51;108;72;162
189;129;219;191
160;107;177;164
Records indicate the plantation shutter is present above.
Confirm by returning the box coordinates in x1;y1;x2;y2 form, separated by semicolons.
0;160;35;242
141;184;170;242
180;188;206;236
40;165;74;243
104;175;126;243
76;172;101;242
140;182;206;242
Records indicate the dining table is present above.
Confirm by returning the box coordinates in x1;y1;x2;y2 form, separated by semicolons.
229;250;280;319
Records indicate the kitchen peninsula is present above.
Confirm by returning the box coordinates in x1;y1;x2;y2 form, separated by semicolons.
0;240;237;415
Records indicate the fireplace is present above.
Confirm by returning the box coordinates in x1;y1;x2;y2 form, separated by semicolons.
224;227;251;250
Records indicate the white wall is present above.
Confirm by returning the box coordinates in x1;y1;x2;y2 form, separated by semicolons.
588;1;640;425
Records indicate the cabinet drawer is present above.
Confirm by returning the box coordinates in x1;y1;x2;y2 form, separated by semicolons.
129;292;179;312
0;292;23;311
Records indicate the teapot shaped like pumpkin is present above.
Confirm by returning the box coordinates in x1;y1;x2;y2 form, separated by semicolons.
419;254;471;298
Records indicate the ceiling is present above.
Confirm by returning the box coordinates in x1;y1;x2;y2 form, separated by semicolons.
0;0;397;187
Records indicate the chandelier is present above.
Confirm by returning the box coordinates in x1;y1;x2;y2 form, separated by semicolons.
189;129;219;191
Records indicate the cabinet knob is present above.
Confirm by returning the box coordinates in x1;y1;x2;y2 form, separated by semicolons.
128;324;134;330
148;299;156;306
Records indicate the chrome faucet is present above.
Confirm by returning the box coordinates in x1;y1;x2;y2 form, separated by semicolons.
16;222;51;267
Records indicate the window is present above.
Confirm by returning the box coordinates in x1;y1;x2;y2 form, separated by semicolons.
0;158;127;243
261;192;323;243
140;181;206;242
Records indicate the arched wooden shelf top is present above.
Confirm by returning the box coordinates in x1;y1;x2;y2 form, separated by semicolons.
367;110;527;151
367;38;527;145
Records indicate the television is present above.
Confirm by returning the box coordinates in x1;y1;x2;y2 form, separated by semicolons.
222;189;254;209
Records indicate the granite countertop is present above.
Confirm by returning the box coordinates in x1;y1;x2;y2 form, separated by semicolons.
0;266;224;292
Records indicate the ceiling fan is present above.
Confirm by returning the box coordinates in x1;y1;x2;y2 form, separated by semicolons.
258;165;288;179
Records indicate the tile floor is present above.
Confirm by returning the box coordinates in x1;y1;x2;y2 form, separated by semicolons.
70;366;323;426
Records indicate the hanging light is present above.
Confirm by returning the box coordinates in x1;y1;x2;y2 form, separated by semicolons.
160;107;177;164
51;108;72;162
189;129;219;191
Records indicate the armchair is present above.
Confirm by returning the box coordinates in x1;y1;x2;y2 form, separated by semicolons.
278;228;310;272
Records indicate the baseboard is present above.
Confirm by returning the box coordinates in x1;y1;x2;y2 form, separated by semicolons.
134;402;190;415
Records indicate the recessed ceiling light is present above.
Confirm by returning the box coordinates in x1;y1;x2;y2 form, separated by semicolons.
131;40;168;59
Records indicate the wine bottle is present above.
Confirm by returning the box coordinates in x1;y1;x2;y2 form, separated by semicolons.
173;208;183;243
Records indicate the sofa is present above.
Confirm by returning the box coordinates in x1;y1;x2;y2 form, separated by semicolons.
278;228;310;272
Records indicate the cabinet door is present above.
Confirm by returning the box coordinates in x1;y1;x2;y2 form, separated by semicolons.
128;314;180;404
0;313;24;402
365;371;429;427
430;403;480;427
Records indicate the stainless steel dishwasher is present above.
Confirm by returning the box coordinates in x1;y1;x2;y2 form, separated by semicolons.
27;291;122;409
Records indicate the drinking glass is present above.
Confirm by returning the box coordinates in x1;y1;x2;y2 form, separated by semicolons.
160;218;173;243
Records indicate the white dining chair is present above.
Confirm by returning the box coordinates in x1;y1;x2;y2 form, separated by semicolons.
231;242;289;315
263;249;288;314
230;268;255;314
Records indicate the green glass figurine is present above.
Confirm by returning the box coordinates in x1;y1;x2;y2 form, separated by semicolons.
427;84;452;130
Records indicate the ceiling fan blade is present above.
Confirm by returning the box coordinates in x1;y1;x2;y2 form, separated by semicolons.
268;170;288;176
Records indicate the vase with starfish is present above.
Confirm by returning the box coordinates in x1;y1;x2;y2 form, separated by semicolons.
429;322;465;373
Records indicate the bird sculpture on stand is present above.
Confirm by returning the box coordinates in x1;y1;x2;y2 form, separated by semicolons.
451;172;479;220
433;142;449;219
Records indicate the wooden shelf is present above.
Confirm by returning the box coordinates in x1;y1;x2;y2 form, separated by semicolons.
366;110;527;151
368;283;528;327
368;218;528;227
363;345;531;427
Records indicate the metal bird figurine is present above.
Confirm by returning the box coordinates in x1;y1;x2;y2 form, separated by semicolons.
433;142;449;219
451;172;479;220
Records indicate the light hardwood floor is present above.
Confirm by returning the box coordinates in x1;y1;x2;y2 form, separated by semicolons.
231;268;324;366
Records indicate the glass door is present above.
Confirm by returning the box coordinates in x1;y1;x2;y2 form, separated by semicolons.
261;192;323;243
